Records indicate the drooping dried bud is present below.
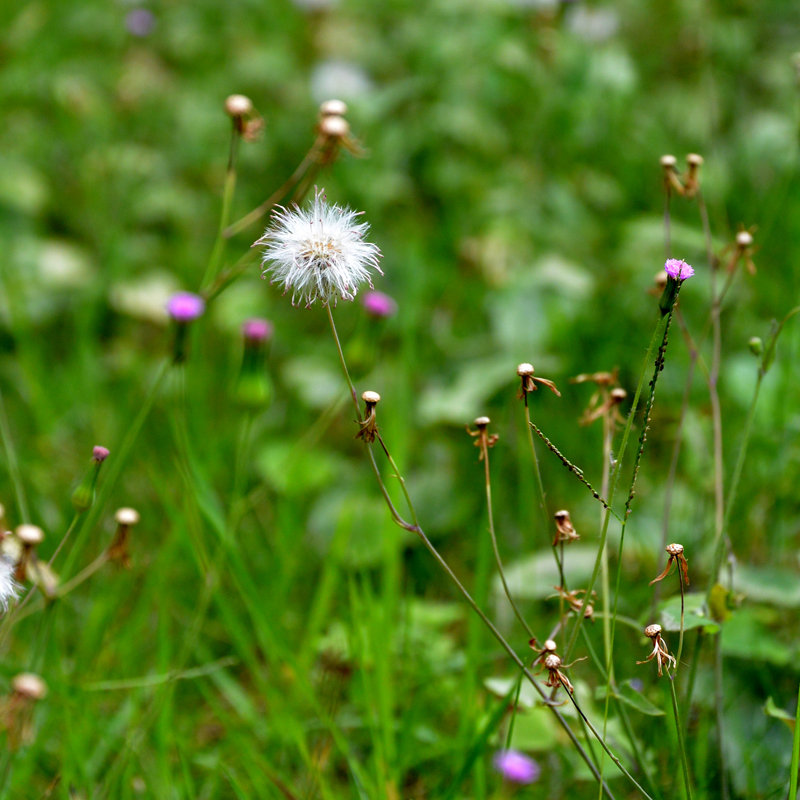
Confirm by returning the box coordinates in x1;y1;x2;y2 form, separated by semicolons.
356;391;382;443
644;623;661;639
319;99;348;118
11;674;47;701
684;153;704;197
225;94;254;118
553;510;579;545
108;508;140;568
736;230;753;249
319;115;350;140
3;672;48;749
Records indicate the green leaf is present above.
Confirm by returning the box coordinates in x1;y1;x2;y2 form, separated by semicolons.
658;593;720;633
599;680;666;717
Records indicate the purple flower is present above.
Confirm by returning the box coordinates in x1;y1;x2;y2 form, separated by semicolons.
242;318;273;343
362;290;397;318
664;259;694;280
166;292;205;322
493;750;541;784
92;446;110;463
125;9;155;37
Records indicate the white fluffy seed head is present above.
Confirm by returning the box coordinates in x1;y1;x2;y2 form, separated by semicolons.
255;189;382;308
0;557;18;612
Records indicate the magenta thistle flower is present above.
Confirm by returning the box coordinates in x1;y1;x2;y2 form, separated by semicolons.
362;290;397;318
241;318;273;343
166;292;205;322
92;446;110;463
664;259;694;280
493;750;541;784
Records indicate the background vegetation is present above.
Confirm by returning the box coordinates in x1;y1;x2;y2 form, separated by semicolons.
1;0;799;797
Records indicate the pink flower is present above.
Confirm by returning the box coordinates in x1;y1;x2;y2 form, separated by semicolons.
241;318;273;343
362;290;397;318
664;259;694;280
166;292;205;322
92;446;110;462
493;750;541;784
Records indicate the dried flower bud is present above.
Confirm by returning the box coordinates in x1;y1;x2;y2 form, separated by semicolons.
516;363;534;377
543;653;561;670
610;387;627;403
11;674;47;701
553;510;579;545
3;672;47;749
319;99;348;118
108;508;140;568
15;525;44;547
660;154;677;169
736;230;753;249
474;416;490;427
686;153;704;168
644;624;661;639
225;94;254;118
319;115;350;139
356;391;381;443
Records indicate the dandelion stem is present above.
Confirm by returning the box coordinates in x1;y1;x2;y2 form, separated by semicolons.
480;439;535;639
669;674;694;800
323;311;638;798
202;125;240;289
676;563;686;672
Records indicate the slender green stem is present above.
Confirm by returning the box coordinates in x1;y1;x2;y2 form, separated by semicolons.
47;512;81;568
0;388;30;523
669;675;693;800
481;440;534;639
790;682;800;800
61;361;169;578
714;635;730;800
676;565;686;671
324;309;635;798
564;310;671;663
201;126;240;289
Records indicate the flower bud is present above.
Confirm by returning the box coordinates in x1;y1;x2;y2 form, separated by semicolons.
234;318;273;408
72;445;111;513
166;292;205;364
748;336;763;356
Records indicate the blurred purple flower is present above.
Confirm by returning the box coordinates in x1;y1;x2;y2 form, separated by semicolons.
664;258;694;280
242;318;273;343
92;446;110;463
166;292;205;322
362;290;397;318
493;750;541;784
125;8;155;37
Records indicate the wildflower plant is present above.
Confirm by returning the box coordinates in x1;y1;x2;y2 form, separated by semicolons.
1;19;800;797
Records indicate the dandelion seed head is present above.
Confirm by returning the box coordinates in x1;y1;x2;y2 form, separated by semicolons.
493;750;541;784
256;189;382;307
664;259;695;281
0;557;18;612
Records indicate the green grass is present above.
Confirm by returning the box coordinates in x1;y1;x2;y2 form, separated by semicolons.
1;0;800;797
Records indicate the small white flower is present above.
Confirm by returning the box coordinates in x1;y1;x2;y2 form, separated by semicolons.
0;556;19;612
255;189;382;307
